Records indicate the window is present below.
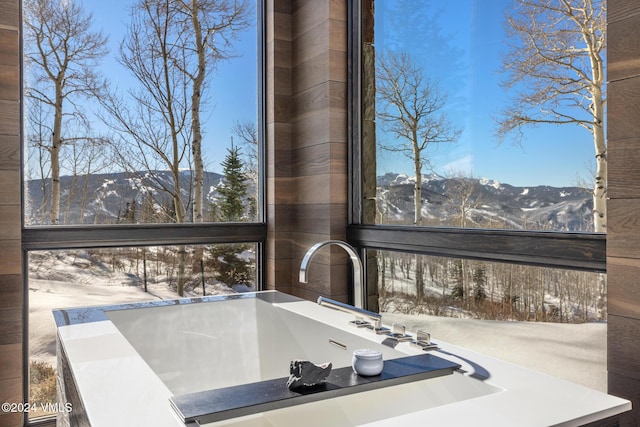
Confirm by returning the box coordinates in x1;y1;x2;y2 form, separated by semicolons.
28;244;258;417
351;0;605;273
350;0;607;390
356;0;606;233
22;0;264;422
375;250;605;323
23;0;261;226
376;253;606;391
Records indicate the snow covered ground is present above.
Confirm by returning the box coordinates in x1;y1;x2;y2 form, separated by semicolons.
28;250;607;395
380;266;607;392
382;312;606;392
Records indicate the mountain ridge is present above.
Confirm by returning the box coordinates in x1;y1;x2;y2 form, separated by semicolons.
25;170;593;231
376;172;593;231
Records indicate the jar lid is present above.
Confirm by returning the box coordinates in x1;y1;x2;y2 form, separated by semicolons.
353;349;382;360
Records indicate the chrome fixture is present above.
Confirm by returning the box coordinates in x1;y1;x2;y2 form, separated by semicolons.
410;330;438;351
387;323;413;342
299;240;365;308
316;296;384;331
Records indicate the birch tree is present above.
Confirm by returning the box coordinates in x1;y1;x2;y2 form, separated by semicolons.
377;51;460;299
497;0;606;233
376;51;460;226
446;172;483;228
174;0;251;226
24;0;107;225
62;136;110;224
233;120;258;184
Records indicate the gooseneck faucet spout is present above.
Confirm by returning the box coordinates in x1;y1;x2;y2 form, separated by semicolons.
299;240;365;309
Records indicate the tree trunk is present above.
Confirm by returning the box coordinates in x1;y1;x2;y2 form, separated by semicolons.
591;70;606;321
80;173;91;223
416;255;424;299
172;174;186;296
190;0;205;226
413;130;422;226
592;85;606;233
50;79;63;225
189;0;206;274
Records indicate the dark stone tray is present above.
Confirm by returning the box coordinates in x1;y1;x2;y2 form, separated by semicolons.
170;353;461;424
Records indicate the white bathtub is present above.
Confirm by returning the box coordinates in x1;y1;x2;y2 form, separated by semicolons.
54;291;630;426
105;294;408;396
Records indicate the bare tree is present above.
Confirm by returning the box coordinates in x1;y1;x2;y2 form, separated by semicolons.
233;120;259;219
445;172;484;228
61;136;110;224
173;0;251;226
23;0;108;225
376;51;460;300
233;120;258;180
497;0;606;233
102;0;192;294
376;51;461;226
104;0;191;224
24;97;51;225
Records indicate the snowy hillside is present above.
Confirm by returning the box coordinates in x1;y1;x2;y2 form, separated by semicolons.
24;170;231;225
377;173;592;231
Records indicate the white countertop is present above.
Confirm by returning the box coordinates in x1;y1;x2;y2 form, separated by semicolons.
57;295;631;426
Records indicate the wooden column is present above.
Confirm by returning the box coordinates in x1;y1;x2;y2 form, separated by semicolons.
265;0;350;303
265;0;295;295
607;0;640;425
0;0;24;425
361;0;379;311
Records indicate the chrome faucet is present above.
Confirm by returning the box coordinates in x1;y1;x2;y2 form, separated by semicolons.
299;240;365;309
316;296;382;330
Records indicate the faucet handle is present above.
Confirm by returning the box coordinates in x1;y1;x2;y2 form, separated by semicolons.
388;323;413;342
411;329;438;351
416;330;431;344
391;323;406;336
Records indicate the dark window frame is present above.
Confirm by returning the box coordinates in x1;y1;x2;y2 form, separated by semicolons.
21;0;268;258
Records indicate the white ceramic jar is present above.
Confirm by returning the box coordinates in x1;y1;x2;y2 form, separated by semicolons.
352;349;383;376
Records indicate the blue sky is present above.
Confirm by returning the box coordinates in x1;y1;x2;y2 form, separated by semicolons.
374;0;598;188
81;0;595;187
88;0;258;175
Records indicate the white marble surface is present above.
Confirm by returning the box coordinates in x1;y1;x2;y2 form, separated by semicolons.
57;291;631;426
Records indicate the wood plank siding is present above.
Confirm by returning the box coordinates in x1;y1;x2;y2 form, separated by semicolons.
608;0;640;424
0;0;23;425
265;0;350;302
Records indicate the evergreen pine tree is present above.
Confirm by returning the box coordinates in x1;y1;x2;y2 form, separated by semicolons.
208;245;253;285
450;259;464;300
472;266;487;302
206;146;253;287
117;200;137;224
217;145;248;222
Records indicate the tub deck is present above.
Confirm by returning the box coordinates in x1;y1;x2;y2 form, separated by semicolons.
170;353;459;424
54;291;631;426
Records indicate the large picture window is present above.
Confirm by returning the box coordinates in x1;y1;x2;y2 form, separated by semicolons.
23;0;260;227
358;0;605;234
22;0;264;422
352;0;606;271
351;0;607;391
